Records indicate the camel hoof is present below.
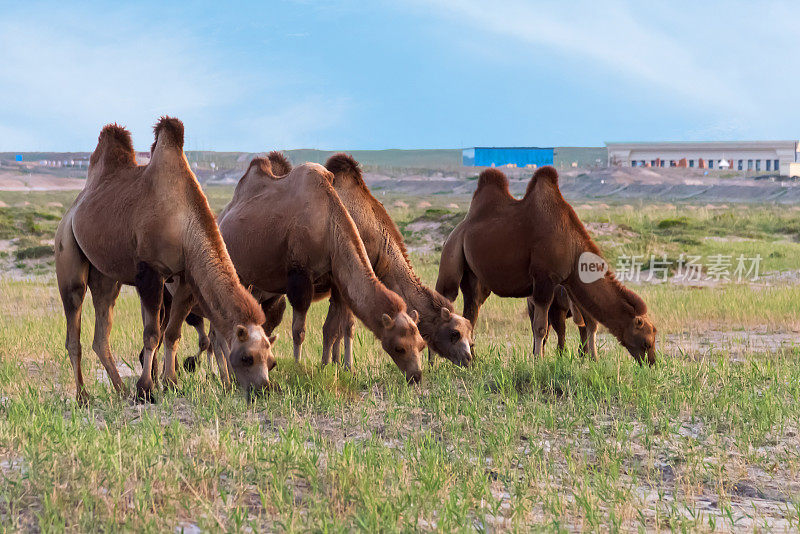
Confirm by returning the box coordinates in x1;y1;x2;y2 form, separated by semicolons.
135;378;156;404
183;356;198;373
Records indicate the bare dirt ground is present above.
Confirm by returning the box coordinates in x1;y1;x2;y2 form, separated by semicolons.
0;170;86;191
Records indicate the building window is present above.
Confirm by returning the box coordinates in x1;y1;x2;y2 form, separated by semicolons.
738;160;743;170
641;161;646;167
631;160;637;167
669;160;675;167
775;159;780;173
689;159;694;168
748;159;753;170
756;160;761;171
709;160;714;169
660;160;665;167
766;160;771;171
650;160;656;167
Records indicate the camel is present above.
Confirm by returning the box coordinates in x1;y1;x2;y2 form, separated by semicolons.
55;118;277;403
436;166;657;364
236;154;474;368
215;157;426;382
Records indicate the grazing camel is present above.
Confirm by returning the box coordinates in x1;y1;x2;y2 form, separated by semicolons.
216;158;427;382
436;166;657;364
55;118;277;403
246;154;474;368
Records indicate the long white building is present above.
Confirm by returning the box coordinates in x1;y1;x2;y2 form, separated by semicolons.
606;141;800;176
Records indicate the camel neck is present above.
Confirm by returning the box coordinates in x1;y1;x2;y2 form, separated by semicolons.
565;274;630;340
182;202;262;338
328;216;401;335
383;266;444;342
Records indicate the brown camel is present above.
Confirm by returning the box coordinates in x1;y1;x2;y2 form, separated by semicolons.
55;118;277;403
241;154;474;368
436;166;657;364
216;158;426;382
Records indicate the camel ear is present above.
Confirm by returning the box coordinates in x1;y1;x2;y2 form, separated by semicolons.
410;309;419;324
268;334;278;345
440;307;452;321
381;313;394;329
236;325;249;342
634;316;644;328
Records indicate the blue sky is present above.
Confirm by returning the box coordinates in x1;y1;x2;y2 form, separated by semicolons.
1;1;799;151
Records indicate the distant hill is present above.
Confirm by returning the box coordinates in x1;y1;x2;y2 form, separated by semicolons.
2;149;463;171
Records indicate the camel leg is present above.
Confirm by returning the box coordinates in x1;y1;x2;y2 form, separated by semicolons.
286;269;313;363
87;268;127;396
134;263;164;402
322;300;339;366
261;295;287;335
182;312;208;373
56;244;90;404
322;287;354;369
161;281;196;389
208;329;231;385
579;314;599;360
340;306;355;371
530;278;555;358
460;268;491;328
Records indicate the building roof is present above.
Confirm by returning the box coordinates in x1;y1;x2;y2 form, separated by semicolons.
606;140;798;150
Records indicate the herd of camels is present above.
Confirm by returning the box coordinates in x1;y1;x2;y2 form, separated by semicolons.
55;117;657;403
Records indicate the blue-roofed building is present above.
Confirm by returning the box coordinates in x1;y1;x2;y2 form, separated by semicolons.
462;147;554;167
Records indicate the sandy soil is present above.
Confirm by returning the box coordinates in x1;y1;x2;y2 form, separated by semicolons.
0;170;85;191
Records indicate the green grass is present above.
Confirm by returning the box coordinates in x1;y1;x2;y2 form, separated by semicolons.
2;192;800;531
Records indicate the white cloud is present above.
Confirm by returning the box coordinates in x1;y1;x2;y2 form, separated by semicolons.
0;5;353;151
412;0;800;121
0;8;246;150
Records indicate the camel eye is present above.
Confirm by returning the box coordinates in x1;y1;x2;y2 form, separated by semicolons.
450;330;461;343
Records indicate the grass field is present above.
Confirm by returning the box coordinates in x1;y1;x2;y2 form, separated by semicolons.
1;188;800;531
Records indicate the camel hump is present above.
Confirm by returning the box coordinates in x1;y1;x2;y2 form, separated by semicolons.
325;153;361;178
267;151;292;175
90;123;136;172
523;165;560;197
247;156;273;176
476;168;510;192
534;165;559;185
150;116;185;154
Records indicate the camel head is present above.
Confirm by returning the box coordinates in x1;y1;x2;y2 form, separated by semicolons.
380;310;426;384
621;315;657;365
229;324;278;396
428;307;474;366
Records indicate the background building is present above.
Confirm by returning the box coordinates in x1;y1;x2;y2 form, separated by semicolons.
462;147;607;168
462;147;554;167
606;141;800;176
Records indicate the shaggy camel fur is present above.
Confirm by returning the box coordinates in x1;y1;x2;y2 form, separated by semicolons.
55;118;277;402
216;158;426;382
436;166;657;364
246;154;474;369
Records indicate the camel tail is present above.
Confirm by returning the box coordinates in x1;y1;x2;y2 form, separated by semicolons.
436;221;466;303
325;153;361;178
150;116;185;154
267;151;292;176
89;124;136;174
